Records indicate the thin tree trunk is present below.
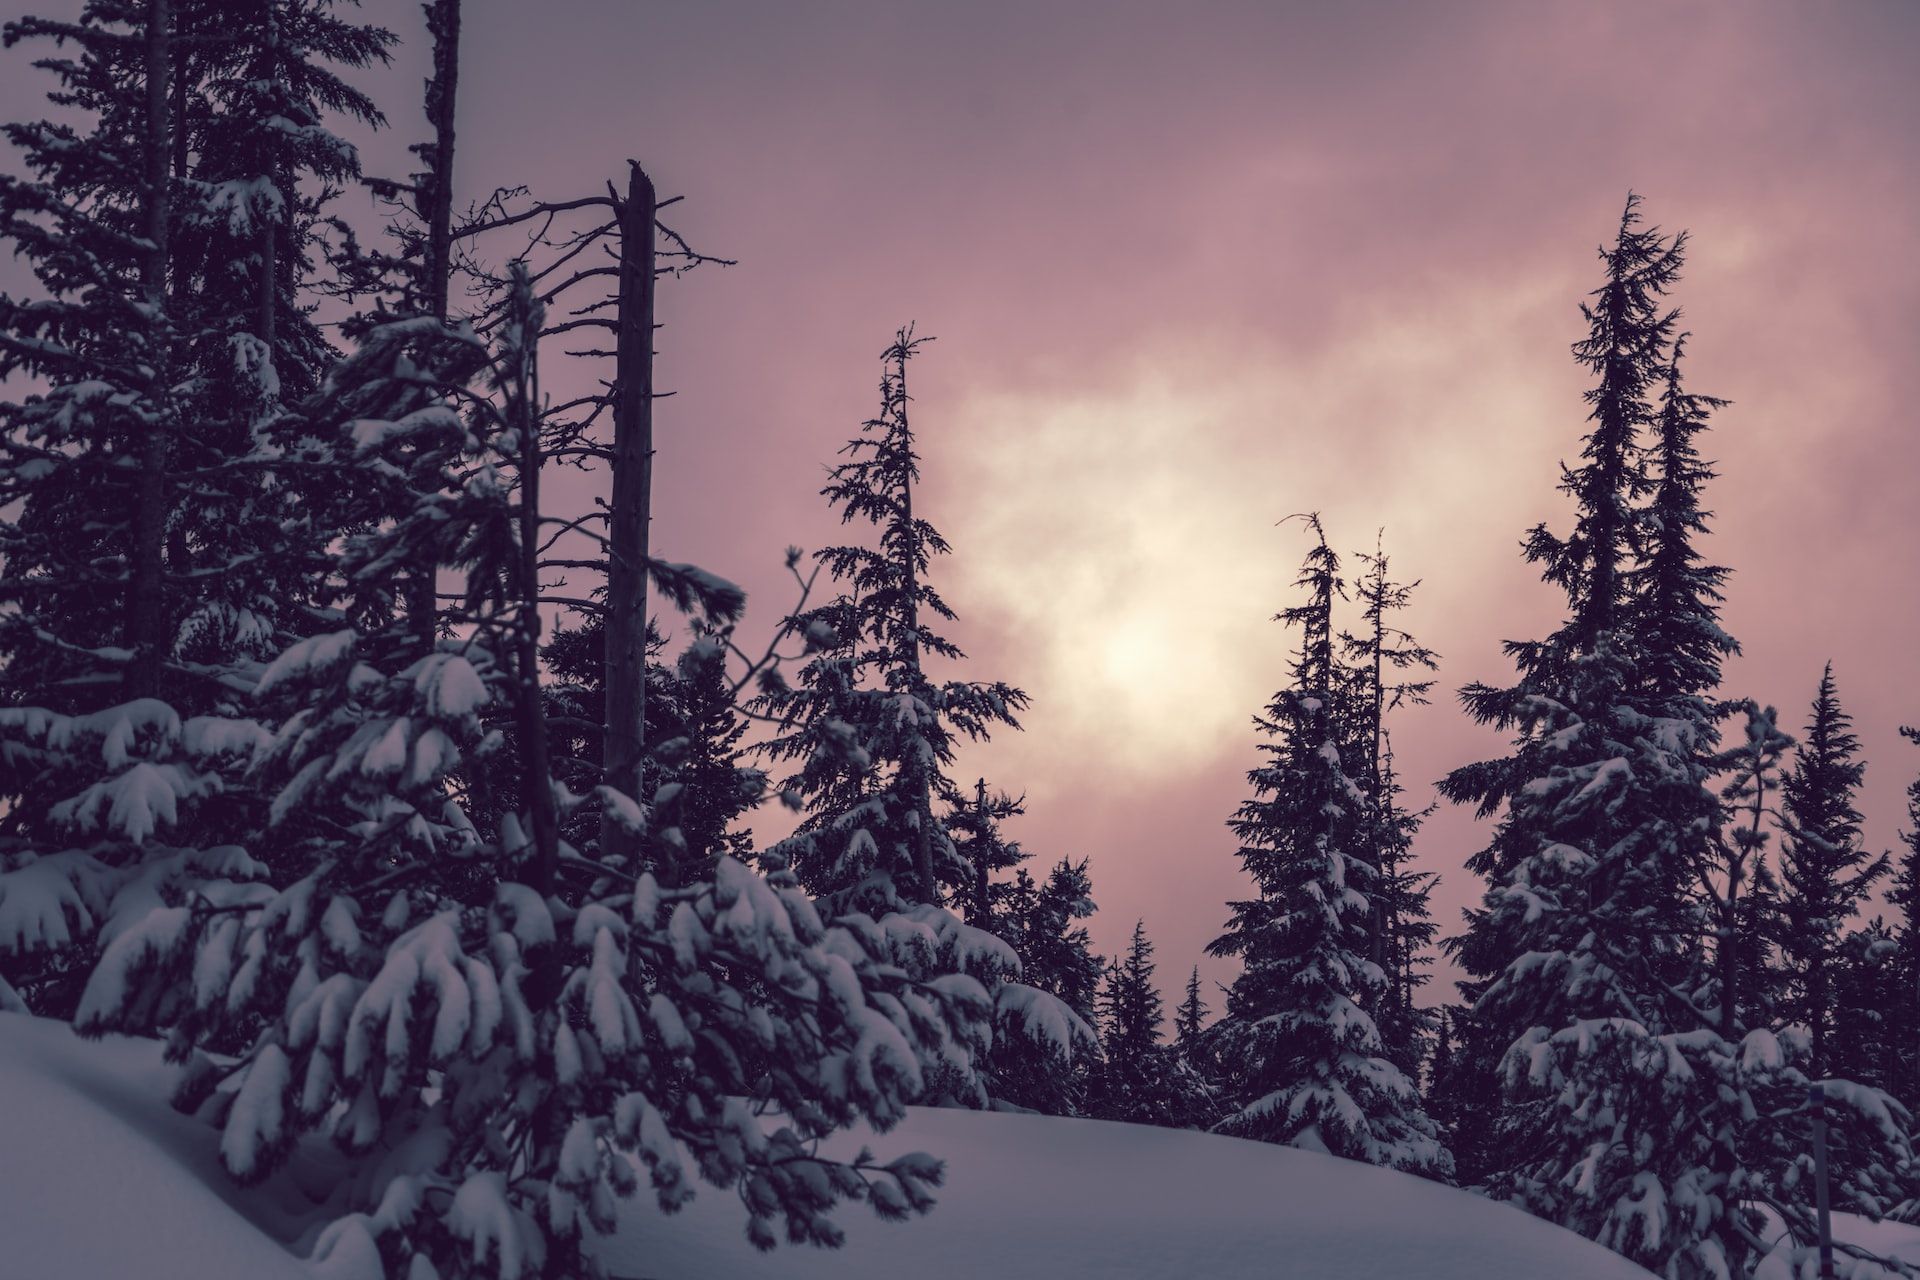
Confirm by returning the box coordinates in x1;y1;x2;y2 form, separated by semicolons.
1717;873;1741;1039
1721;757;1767;1037
407;0;461;654
256;2;278;355
600;161;656;868
971;778;990;926
127;0;174;698
509;281;560;894
423;0;460;323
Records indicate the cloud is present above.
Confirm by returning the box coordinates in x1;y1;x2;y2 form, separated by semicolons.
934;268;1580;785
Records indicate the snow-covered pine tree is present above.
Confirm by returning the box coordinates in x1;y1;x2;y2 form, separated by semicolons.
1436;196;1775;1273
1888;726;1920;1110
1628;334;1738;725
1372;734;1441;1079
1443;195;1682;1030
1773;664;1889;1079
758;329;1094;1110
937;776;1112;1112
979;856;1105;1115
1339;539;1440;1077
761;328;1026;915
1208;515;1450;1177
0;0;388;1015
534;616;759;887
72;263;1002;1276
1439;197;1915;1275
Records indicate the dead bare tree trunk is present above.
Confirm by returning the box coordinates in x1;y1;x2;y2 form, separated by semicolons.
422;0;460;323
599;161;657;867
407;0;462;654
127;0;174;698
971;778;991;925
255;1;278;354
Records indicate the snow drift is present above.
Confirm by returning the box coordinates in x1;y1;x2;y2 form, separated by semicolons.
0;1012;1673;1279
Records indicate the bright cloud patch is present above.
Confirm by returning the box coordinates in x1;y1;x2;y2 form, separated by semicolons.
930;286;1575;782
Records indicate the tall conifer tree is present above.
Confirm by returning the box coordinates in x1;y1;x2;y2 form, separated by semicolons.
1888;726;1920;1108
0;0;389;1013
761;329;1026;916
1210;516;1449;1176
759;330;1091;1111
1440;197;1915;1274
1339;540;1439;1075
1773;664;1888;1078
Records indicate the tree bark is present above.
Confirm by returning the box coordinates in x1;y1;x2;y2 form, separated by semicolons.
126;0;174;698
422;0;460;323
971;778;990;925
508;279;560;894
600;162;657;868
407;0;461;654
255;1;278;355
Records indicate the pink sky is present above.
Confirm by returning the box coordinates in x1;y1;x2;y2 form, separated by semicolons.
9;0;1918;1007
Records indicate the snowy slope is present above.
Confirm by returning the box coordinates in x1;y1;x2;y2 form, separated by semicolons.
0;1015;325;1280
0;1013;1663;1280
598;1103;1658;1280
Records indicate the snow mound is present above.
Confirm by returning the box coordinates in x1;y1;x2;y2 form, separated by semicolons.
601;1106;1658;1280
1755;1214;1920;1280
0;1013;1656;1280
0;1015;325;1280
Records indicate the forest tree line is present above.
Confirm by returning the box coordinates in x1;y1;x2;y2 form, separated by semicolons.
0;4;1916;1280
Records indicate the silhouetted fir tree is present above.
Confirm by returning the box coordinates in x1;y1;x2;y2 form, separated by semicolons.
1628;334;1738;724
1338;538;1440;1077
1424;1004;1505;1188
760;329;1027;916
1429;197;1914;1275
535;616;759;886
1002;858;1104;1025
946;778;1029;930
1887;726;1920;1109
1425;1008;1461;1161
1085;922;1214;1129
1175;965;1209;1045
1173;964;1224;1125
0;0;389;1015
1087;922;1166;1122
1373;736;1441;1078
1708;701;1794;1037
981;856;1104;1115
1773;664;1888;1079
1210;516;1449;1176
1832;920;1901;1095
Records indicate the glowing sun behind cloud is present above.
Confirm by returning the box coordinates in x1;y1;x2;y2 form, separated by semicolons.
928;277;1582;789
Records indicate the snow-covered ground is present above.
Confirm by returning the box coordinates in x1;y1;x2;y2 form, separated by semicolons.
597;1101;1658;1280
16;1009;1883;1280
